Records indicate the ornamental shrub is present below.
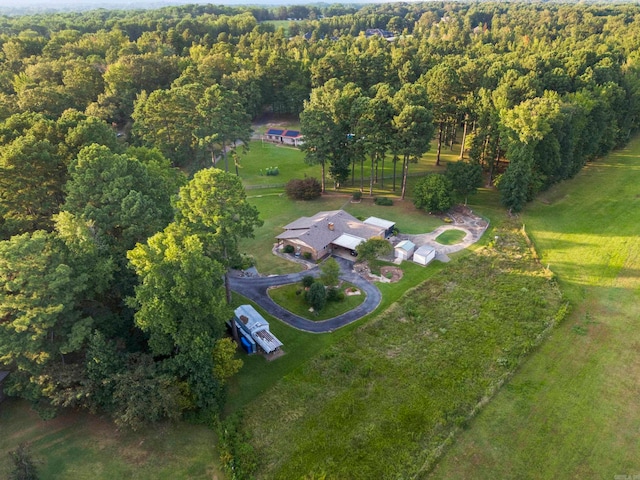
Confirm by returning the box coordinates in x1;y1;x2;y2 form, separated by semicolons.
374;197;393;206
285;177;322;200
326;287;345;302
302;275;315;288
283;245;294;254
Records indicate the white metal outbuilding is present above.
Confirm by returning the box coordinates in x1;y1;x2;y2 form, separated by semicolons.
394;240;416;260
413;244;437;266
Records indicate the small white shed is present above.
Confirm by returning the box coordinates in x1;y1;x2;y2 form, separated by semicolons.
413;244;436;266
394;240;415;260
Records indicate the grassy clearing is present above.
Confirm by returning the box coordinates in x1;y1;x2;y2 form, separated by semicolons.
0;398;222;479
436;229;466;245
430;139;640;479
252;115;301;135
242;138;453;193
239;141;318;187
268;282;366;320
226;294;349;414
239;219;564;478
259;20;295;35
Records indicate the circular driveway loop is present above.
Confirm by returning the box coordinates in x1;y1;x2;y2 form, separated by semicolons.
229;256;380;333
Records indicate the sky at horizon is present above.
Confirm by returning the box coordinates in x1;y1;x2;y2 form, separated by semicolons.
0;0;383;7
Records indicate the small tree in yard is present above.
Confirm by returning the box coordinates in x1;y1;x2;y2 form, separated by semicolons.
320;257;340;287
302;275;315;288
9;443;38;480
356;238;393;263
413;174;454;213
446;161;482;205
306;281;326;311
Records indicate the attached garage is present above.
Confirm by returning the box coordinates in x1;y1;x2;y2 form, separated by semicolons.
331;233;366;256
413;244;436;266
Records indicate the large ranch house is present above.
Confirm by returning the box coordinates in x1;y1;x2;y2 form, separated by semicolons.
276;210;395;260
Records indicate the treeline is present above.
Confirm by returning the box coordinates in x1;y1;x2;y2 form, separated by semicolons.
2;2;640;426
0;2;639;206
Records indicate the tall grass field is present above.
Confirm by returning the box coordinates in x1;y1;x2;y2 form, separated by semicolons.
431;138;640;478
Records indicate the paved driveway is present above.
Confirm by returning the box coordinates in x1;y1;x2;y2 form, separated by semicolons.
397;209;489;262
228;256;381;333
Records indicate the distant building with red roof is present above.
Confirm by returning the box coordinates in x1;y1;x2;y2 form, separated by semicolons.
264;128;304;146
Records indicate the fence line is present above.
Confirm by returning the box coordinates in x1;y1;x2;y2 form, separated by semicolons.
245;183;286;190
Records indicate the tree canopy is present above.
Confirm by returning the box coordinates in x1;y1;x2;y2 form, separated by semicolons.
4;0;640;427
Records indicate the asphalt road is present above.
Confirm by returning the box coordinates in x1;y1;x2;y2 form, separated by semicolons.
228;256;381;333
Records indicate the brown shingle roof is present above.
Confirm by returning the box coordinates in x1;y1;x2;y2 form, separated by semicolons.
277;210;386;251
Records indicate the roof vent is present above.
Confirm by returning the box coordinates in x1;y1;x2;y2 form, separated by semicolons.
328;222;334;230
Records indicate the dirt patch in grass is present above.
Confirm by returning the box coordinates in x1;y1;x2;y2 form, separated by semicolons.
380;266;403;282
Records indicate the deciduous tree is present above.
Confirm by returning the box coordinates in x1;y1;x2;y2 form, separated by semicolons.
196;85;251;171
175;169;263;320
127;223;230;409
413;174;454;213
0;231;91;406
320;257;341;287
0;135;64;236
63;144;174;254
356;238;393;263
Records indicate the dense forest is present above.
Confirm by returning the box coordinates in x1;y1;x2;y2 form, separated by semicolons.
2;1;640;432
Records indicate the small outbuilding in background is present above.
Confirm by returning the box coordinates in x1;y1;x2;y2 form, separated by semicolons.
413;244;437;266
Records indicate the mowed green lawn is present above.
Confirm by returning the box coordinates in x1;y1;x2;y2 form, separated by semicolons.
430;139;640;478
0;398;223;479
239;141;318;187
268;282;366;320
240;138;452;191
435;229;466;245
